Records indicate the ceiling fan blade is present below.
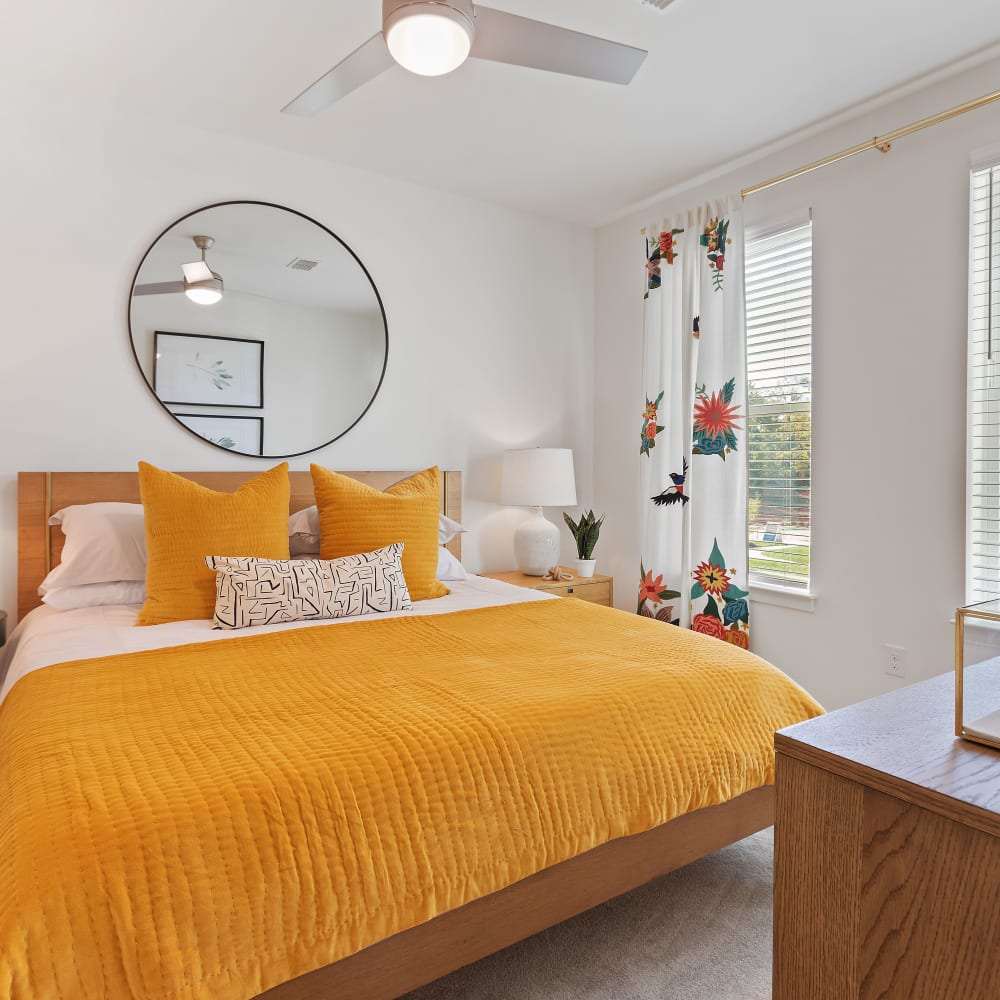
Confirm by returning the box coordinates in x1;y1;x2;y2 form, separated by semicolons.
470;6;646;85
181;261;213;283
133;281;186;296
282;33;394;116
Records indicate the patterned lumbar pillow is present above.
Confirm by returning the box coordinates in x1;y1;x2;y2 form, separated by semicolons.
206;544;412;630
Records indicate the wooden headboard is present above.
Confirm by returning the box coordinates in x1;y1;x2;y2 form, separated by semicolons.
17;470;462;622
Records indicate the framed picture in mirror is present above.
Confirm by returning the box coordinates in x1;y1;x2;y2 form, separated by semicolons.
174;413;264;455
153;331;264;408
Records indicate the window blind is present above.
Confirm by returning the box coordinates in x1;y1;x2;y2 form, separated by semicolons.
968;164;1000;603
745;222;813;589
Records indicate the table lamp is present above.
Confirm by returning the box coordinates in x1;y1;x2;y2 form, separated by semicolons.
501;448;577;575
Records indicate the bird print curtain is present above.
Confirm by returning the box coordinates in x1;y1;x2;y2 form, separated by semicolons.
638;198;750;648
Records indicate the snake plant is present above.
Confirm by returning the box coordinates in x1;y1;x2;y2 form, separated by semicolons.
563;509;606;560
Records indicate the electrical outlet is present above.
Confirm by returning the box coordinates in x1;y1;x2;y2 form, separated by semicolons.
884;643;906;678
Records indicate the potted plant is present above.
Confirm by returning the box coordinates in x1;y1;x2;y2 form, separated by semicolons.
563;509;605;578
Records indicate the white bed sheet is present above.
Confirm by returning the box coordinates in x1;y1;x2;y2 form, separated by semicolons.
0;576;550;705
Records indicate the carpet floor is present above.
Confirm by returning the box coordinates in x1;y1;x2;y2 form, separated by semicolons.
402;828;774;1000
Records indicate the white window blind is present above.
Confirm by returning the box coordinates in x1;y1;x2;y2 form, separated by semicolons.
968;164;1000;603
745;222;813;590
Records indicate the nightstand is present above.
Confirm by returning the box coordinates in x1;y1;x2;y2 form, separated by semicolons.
481;571;614;607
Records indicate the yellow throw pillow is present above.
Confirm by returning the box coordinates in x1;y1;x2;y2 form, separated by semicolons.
137;462;291;625
311;465;448;601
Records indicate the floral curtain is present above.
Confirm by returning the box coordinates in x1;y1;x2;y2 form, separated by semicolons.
637;199;750;649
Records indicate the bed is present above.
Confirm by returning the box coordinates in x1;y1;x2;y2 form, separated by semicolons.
1;469;821;1000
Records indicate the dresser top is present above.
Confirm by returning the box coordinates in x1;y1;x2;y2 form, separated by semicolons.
776;662;1000;837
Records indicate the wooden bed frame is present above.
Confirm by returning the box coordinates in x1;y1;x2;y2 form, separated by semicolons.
15;469;775;1000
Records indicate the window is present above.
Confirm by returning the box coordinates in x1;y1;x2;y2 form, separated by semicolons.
744;221;813;590
968;163;1000;603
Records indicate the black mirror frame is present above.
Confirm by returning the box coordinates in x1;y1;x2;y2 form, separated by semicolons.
127;200;389;459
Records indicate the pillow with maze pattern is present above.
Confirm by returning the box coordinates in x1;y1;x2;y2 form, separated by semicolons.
206;544;412;630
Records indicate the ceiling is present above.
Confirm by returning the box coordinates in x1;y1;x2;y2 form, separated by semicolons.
136;203;383;314
16;0;1000;224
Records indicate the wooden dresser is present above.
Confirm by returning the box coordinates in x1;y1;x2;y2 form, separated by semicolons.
774;664;1000;999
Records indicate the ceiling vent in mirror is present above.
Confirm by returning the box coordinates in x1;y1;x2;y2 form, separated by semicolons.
639;0;676;8
287;257;320;271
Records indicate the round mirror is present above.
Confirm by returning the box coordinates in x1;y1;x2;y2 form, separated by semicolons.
129;201;388;458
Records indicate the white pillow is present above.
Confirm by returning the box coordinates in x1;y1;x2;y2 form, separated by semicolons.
438;514;467;544
288;505;321;556
39;503;147;595
207;544;412;630
436;547;468;581
43;581;147;611
288;506;467;555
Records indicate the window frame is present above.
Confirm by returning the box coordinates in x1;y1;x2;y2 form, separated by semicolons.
744;216;814;598
966;160;1000;605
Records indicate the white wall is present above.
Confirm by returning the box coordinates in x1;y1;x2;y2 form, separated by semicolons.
0;101;595;616
595;55;1000;710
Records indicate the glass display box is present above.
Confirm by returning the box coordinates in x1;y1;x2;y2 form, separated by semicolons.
956;599;1000;750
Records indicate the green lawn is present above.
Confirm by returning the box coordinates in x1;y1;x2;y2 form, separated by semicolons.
749;541;810;580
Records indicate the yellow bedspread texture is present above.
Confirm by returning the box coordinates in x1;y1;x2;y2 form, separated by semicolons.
0;599;821;1000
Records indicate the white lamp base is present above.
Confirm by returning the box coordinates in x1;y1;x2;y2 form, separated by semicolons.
513;507;561;576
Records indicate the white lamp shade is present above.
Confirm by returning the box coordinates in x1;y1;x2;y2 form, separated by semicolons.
501;448;577;507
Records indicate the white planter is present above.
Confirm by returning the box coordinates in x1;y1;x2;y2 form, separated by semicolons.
575;559;597;578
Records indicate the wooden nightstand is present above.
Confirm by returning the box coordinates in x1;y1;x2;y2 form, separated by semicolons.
481;571;614;607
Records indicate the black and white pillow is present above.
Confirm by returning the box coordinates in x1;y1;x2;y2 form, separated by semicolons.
206;543;411;630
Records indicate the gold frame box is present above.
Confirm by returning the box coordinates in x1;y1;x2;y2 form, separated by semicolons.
956;599;1000;750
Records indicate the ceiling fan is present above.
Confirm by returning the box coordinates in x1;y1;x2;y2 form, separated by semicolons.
133;235;225;306
282;0;648;116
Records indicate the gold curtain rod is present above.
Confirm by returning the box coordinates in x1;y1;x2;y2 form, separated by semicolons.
741;87;1000;198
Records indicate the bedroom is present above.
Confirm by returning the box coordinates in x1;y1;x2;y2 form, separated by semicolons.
2;0;1000;997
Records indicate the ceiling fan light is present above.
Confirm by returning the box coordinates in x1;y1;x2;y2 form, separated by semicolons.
384;3;474;77
184;273;224;306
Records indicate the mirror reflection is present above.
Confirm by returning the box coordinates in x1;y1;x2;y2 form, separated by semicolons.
129;201;388;458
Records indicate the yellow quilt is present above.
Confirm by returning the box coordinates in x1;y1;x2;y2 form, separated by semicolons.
0;599;821;999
